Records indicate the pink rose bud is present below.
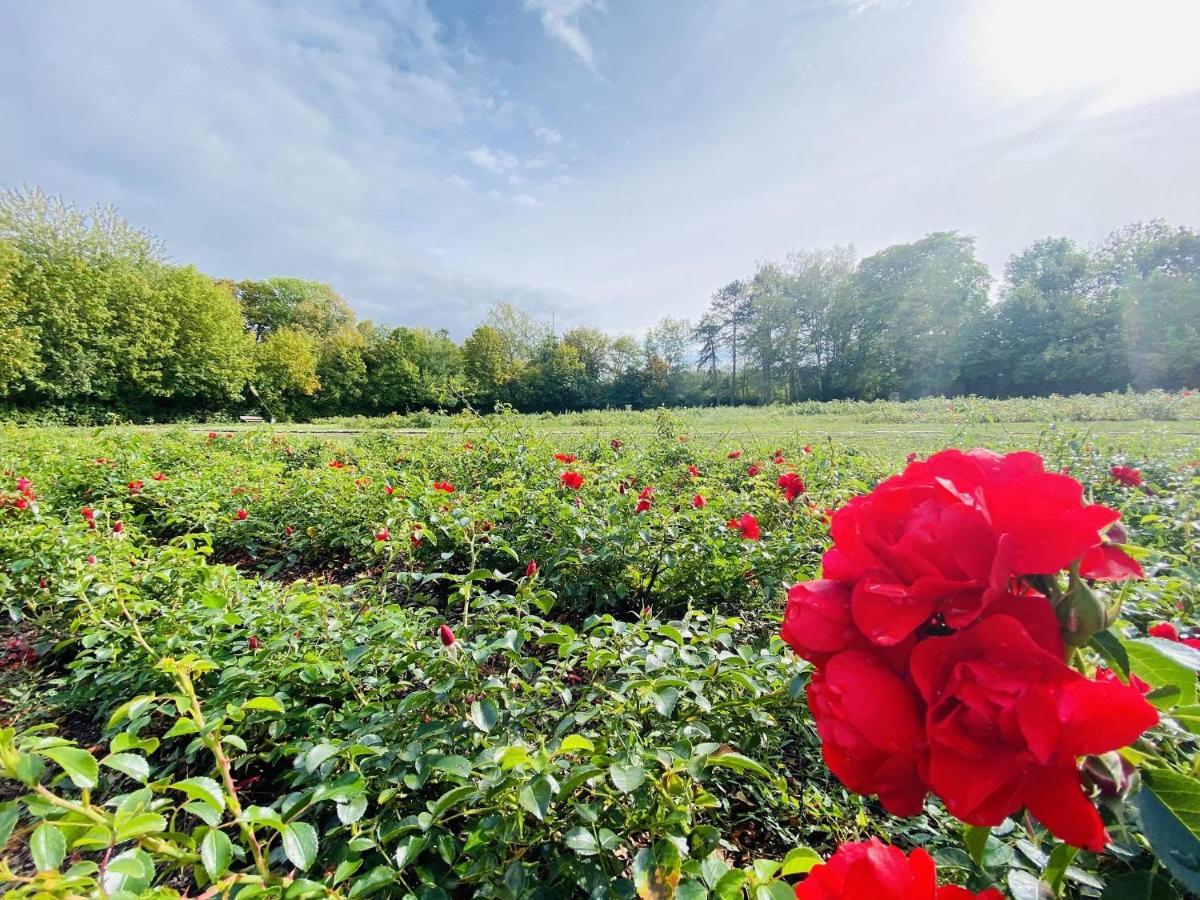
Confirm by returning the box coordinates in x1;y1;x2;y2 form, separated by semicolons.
439;624;456;647
526;560;538;578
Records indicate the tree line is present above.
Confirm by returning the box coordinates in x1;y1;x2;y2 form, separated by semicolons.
0;186;1196;422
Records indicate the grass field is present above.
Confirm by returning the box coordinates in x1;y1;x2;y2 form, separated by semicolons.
0;395;1198;897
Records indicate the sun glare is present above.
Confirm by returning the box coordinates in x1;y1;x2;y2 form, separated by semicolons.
972;0;1200;114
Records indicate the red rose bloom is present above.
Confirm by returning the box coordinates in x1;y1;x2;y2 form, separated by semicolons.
152;472;166;481
127;480;144;495
385;484;395;496
794;839;1004;900
747;463;761;477
806;652;927;816
687;465;701;478
1110;465;1142;487
727;450;743;459
112;520;124;534
910;614;1158;850
375;527;390;542
463;441;474;450
727;513;760;540
235;508;248;520
692;494;707;509
560;471;583;490
433;481;456;493
781;580;857;666
329;459;345;469
777;472;806;503
554;452;578;463
635;497;652;514
821;449;1124;646
803;444;813;454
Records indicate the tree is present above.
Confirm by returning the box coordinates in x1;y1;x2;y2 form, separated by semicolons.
515;338;587;412
309;327;367;416
238;278;354;340
839;232;990;398
156;267;254;409
253;326;320;415
462;325;512;407
485;302;550;366
0;240;40;394
360;325;424;413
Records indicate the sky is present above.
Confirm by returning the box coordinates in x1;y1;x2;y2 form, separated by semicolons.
2;0;1199;336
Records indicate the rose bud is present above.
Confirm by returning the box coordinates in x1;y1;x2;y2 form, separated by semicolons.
87;555;98;565
112;520;124;534
526;560;538;578
375;527;390;542
439;624;456;647
1104;521;1129;546
248;636;261;651
1082;751;1139;801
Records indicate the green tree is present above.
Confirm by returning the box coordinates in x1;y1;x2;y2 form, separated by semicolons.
253;326;321;415
238;278;354;340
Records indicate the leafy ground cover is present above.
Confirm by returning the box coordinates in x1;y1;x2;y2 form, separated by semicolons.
0;405;1197;898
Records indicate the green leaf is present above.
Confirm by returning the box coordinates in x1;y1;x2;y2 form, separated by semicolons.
170;776;226;813
704;751;772;779
469;699;498;733
102;752;150;783
42;746;99;789
518;775;553;821
431;755;472;779
200;828;233;880
557;734;595;754
281;821;318;871
0;801;19;849
609;763;646;794
31;822;66;872
242;696;286;714
1126;639;1198;709
780;846;822;876
337;794;368;825
650;687;680;717
1101;872;1180;900
1091;630;1130;676
114;812;166;842
106;695;157;731
302;743;339;772
1135;771;1200;891
429;784;475;820
633;841;682;900
1042;843;1077;894
963;825;990;867
564;827;599;855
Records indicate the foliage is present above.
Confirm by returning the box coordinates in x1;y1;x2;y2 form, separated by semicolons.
0;418;1196;897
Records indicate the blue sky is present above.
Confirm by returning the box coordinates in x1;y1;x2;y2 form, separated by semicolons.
2;0;1198;335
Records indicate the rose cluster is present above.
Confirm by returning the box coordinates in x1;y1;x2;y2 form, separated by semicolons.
781;449;1158;850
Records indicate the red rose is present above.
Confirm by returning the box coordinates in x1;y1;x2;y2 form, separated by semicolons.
910;614;1158;850
235;508;248;520
112;520;124;534
1110;465;1142;487
635;498;652;514
781;580;857;666
554;452;577;463
687;465;701;478
560;471;583;490
747;463;761;477
525;560;538;578
1148;621;1200;650
794;839;1003;900
692;494;707;509
806;651;927;816
127;480;144;495
611;438;622;451
374;527;390;542
727;513;760;540
777;472;805;503
463;441;474;450
433;481;456;493
329;459;345;469
152;472;166;481
439;624;456;647
803;444;813;455
727;450;743;459
87;555;97;565
385;484;395;496
248;636;261;650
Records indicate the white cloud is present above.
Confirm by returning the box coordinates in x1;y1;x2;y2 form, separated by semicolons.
523;0;604;72
465;145;520;173
512;193;541;207
534;125;563;144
